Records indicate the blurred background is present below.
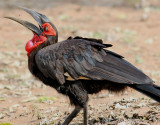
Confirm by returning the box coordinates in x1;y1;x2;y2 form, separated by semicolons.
0;0;160;125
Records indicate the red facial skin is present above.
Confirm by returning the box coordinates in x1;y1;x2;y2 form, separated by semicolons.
25;34;47;56
42;23;56;36
25;23;56;56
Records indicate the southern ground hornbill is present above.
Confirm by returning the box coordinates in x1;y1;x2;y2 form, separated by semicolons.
6;7;160;125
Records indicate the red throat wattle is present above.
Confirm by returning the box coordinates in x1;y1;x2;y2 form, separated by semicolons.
25;23;56;56
25;34;47;56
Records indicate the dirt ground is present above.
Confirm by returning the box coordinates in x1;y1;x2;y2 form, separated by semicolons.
0;1;160;125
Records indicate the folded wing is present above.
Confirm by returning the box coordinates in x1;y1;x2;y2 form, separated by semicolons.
35;37;153;85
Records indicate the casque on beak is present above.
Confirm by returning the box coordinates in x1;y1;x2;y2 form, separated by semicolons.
18;6;50;30
5;7;52;56
5;6;50;36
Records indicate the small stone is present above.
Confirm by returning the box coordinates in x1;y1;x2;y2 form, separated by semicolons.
0;114;4;119
118;121;126;125
141;13;149;21
115;103;126;109
145;38;153;44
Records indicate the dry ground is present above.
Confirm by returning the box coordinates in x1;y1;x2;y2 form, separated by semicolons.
0;3;160;125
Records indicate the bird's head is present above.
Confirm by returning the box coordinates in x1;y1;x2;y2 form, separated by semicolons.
5;7;58;56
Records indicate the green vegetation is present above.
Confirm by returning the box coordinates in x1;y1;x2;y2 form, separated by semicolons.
0;97;5;101
126;0;139;6
122;36;134;43
58;14;69;21
92;31;105;39
5;74;20;80
36;110;44;119
0;123;12;125
59;25;77;33
122;29;136;43
32;104;44;119
37;96;56;103
117;13;127;20
135;55;143;64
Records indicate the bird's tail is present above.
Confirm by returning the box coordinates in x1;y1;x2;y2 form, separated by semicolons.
129;84;160;103
153;84;160;90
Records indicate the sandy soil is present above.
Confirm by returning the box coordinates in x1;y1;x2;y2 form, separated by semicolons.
0;2;160;125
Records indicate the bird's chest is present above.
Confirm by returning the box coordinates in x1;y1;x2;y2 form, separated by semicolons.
28;59;61;89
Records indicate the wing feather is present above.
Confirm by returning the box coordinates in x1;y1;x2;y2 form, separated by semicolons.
35;37;153;85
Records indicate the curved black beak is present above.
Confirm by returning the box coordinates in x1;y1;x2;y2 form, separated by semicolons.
18;6;50;30
5;17;42;36
5;6;51;36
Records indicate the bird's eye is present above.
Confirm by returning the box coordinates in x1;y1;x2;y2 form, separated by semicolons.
44;26;48;32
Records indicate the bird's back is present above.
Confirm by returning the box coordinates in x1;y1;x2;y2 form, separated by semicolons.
35;37;153;86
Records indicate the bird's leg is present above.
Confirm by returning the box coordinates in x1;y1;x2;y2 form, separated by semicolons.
62;105;82;125
83;104;88;125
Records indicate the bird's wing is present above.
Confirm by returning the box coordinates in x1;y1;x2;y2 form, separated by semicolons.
35;37;153;85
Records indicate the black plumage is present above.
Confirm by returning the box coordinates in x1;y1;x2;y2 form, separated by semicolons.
6;7;160;125
29;36;160;125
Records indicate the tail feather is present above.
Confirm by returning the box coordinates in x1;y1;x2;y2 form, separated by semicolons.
153;84;160;90
129;84;160;103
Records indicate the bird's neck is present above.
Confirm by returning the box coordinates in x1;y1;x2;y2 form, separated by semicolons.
27;39;61;89
27;40;52;75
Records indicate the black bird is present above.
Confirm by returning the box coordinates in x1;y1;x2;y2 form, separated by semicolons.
6;7;160;125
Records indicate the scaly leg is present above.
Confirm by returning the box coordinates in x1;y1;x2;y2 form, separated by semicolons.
83;104;88;125
62;105;81;125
